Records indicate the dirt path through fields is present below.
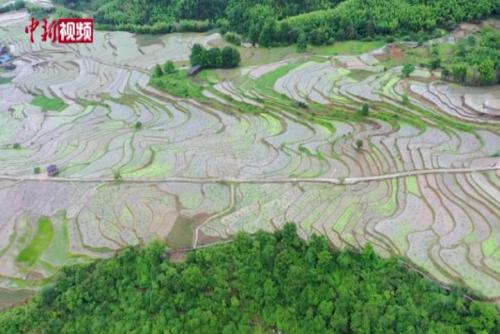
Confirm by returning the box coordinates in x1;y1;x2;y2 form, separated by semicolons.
0;165;497;185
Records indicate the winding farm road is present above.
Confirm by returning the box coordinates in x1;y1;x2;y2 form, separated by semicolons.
0;165;498;185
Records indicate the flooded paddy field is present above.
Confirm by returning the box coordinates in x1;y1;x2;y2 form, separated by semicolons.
0;10;499;306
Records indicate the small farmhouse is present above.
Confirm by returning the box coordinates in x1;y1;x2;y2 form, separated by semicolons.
46;165;59;177
187;65;202;76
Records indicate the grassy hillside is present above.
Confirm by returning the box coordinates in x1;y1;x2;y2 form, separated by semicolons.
1;224;498;333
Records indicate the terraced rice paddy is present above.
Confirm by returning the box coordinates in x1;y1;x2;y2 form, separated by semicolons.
0;10;499;306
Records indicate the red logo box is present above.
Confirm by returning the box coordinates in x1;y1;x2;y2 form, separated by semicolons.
57;18;94;44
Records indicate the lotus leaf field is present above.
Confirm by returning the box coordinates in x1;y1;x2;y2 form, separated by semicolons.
0;12;499;307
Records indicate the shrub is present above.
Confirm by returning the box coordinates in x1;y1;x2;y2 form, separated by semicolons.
358;104;369;117
177;20;212;33
34;167;41;174
402;93;409;105
355;139;363;150
113;170;122;181
216;18;230;34
53;7;81;19
13;143;21;149
295;101;308;109
26;3;54;19
224;32;242;46
134;121;143;130
430;57;441;69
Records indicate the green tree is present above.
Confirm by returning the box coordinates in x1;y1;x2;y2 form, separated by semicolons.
221;47;241;68
207;48;223;68
152;64;163;77
259;18;278;47
248;24;261;46
163;60;175;74
478;59;495;85
402;63;415;77
296;31;307;52
466;302;499;333
429;45;441;69
451;64;467;83
309;27;328;45
318;300;334;319
430;57;441;69
190;43;205;66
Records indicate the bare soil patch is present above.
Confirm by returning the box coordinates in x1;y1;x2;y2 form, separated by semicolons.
389;44;405;62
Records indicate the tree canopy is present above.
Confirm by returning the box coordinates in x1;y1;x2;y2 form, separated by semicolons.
440;27;500;85
190;44;241;68
1;224;498;333
0;0;25;14
52;0;500;45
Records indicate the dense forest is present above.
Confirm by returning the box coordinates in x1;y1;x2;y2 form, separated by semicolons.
439;27;500;85
1;224;498;333
51;0;500;42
